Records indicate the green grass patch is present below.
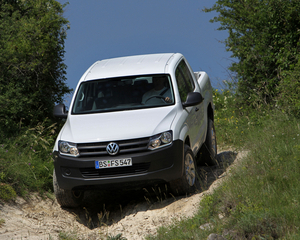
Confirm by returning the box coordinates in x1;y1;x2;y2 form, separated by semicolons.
0;120;57;198
58;231;78;240
0;183;16;201
148;89;300;239
215;113;300;239
0;218;6;227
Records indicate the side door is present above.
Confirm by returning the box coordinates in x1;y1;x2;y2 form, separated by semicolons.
175;59;204;154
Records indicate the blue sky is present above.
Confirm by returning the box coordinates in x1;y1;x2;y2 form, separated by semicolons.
58;0;233;104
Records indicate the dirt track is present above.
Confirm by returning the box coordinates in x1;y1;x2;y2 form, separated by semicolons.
0;150;242;240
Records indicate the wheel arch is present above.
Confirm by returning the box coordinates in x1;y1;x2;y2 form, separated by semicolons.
184;136;191;148
207;102;214;121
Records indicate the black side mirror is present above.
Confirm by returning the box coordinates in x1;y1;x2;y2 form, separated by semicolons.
182;92;204;108
53;104;68;118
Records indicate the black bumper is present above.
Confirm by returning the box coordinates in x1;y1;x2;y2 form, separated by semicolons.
53;140;184;190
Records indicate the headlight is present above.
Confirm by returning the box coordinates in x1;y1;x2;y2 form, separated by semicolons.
148;131;172;150
58;141;79;157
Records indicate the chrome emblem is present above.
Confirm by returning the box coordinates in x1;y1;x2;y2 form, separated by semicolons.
106;142;119;155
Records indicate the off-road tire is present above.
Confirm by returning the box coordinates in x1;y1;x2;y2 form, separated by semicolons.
200;118;217;166
53;170;83;208
170;145;199;195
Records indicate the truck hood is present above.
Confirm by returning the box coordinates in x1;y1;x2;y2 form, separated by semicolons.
59;107;177;143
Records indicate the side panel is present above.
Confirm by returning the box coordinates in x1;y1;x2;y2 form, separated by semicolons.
168;57;205;156
195;71;214;146
195;71;214;112
182;59;206;155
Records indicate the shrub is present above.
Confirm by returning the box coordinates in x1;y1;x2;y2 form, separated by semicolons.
0;183;16;201
277;58;300;117
0;120;57;196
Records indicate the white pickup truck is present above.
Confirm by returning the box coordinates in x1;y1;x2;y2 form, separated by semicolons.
53;53;217;207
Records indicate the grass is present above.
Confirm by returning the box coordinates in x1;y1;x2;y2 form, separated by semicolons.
0;218;5;227
146;89;300;239
58;231;79;240
213;113;300;239
0;183;16;201
0;120;56;199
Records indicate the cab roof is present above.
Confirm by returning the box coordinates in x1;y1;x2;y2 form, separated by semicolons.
82;53;182;81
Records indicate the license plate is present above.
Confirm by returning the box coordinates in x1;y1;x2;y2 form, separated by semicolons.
95;158;132;169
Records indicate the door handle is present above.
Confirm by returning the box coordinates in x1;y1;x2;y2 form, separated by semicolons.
195;107;199;112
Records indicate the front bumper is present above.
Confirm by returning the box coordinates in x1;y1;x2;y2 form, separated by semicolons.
53;140;184;190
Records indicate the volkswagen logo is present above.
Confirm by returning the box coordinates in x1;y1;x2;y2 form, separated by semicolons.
106;142;119;155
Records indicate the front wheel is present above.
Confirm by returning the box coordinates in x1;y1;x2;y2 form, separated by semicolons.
170;145;199;195
53;170;84;208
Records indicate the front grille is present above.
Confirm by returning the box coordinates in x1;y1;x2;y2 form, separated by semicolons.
80;162;150;178
77;137;150;157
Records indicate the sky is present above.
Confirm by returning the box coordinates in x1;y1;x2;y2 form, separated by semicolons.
58;0;234;105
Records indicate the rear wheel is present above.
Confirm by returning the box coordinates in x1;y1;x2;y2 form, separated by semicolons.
170;145;199;195
201;118;217;166
53;170;83;208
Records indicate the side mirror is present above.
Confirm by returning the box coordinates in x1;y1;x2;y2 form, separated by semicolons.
53;104;68;118
182;92;204;108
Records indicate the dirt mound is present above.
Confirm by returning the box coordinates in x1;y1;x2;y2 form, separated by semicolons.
0;150;243;240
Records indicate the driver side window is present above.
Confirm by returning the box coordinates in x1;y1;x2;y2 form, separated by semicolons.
175;60;195;102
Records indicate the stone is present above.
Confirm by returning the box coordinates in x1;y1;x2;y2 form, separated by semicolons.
199;223;213;230
207;233;227;240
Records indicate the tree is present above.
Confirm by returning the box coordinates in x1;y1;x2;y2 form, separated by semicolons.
278;57;300;117
0;0;71;135
204;0;300;109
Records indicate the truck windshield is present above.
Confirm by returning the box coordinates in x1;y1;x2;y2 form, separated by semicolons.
72;74;174;114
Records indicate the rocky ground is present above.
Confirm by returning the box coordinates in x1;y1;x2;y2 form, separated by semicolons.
0;150;243;240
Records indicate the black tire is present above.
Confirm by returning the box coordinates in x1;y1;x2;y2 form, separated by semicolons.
53;170;83;208
201;118;217;166
170;145;199;195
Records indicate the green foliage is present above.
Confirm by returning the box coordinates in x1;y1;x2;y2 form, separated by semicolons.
58;231;78;240
149;89;300;239
213;86;276;148
277;58;300;117
204;0;300;112
146;216;212;240
0;218;5;227
197;194;217;222
212;90;300;239
0;0;71;135
216;112;300;239
0;183;16;201
0;120;57;196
